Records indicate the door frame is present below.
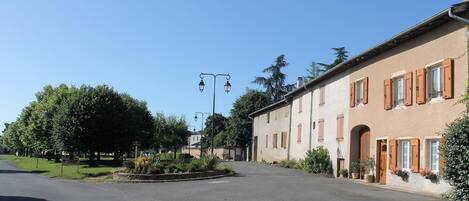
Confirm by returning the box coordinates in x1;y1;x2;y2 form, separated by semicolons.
376;137;388;185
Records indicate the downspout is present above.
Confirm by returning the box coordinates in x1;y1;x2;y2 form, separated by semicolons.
308;88;313;150
286;98;292;160
448;7;469;24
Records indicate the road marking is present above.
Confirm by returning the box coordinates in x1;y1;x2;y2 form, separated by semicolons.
208;181;229;184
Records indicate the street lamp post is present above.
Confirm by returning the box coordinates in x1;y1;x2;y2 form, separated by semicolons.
194;112;210;158
198;73;231;155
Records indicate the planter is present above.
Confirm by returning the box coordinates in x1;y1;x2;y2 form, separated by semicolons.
113;170;232;183
351;172;359;179
365;175;374;183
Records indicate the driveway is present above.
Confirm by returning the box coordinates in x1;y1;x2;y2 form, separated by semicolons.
0;159;443;201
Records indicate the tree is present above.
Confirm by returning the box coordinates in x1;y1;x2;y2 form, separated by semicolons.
226;90;270;149
203;113;228;149
253;54;289;102
310;47;349;77
153;113;190;158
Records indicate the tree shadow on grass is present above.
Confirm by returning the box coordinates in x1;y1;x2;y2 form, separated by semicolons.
0;170;48;174
0;196;48;201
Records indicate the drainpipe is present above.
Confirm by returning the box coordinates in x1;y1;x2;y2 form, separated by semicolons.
286;99;293;160
305;85;313;151
448;7;469;24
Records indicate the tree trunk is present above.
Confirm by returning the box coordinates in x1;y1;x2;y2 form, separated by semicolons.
89;151;96;167
174;149;177;160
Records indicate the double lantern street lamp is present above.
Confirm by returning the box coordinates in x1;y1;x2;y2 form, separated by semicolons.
194;112;211;158
198;73;231;155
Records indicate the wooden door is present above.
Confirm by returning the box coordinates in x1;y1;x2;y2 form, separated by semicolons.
378;140;387;184
253;136;258;161
359;127;370;179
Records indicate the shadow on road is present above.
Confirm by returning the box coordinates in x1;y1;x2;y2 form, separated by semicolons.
0;196;48;201
0;170;48;174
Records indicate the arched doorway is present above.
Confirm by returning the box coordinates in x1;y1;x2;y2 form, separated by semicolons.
350;125;370;179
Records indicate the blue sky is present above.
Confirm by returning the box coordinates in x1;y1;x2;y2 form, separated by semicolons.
0;1;459;132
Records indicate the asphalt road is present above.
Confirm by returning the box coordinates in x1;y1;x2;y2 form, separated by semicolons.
0;159;443;201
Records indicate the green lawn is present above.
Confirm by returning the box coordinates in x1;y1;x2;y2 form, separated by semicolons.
0;155;119;180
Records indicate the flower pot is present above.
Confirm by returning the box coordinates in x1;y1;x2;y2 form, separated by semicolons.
352;172;359;179
365;175;374;183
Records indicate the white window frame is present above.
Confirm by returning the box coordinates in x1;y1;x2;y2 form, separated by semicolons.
393;76;405;107
426;63;444;100
428;139;439;173
400;140;411;171
354;79;364;105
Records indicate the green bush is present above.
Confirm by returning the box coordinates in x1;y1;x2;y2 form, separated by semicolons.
187;159;206;172
350;161;360;173
279;160;297;168
123;160;135;170
442;115;469;201
303;146;333;175
202;155;219;170
340;169;348;178
294;159;305;170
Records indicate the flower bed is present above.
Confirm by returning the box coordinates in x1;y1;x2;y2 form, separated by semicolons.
113;170;231;183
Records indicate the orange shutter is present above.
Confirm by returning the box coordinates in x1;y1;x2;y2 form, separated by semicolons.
416;68;426;104
439;137;445;175
443;58;453;99
410;139;420;173
384;79;392;110
350;83;355;107
318;120;324;141
297;124;302;143
404;72;413;106
363;77;369;104
336;115;344;139
389;140;397;170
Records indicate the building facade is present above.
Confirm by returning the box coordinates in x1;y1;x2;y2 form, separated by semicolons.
250;2;468;194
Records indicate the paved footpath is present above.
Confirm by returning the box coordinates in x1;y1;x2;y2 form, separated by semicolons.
0;159;443;201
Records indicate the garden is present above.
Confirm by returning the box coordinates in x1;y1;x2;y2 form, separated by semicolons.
113;153;234;182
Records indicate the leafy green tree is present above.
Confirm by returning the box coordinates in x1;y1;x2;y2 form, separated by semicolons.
1;122;24;153
213;130;227;148
226;90;270;149
253;54;289;102
203;113;227;149
154;113;190;158
442;115;469;201
306;62;321;80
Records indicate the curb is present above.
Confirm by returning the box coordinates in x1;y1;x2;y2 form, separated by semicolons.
114;172;235;183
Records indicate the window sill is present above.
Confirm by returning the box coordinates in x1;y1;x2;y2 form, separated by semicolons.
355;103;365;108
318;139;324;142
336;138;344;141
392;104;407;110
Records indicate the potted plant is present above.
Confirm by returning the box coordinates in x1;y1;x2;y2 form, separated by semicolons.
362;157;375;183
339;169;348;178
350;161;360;179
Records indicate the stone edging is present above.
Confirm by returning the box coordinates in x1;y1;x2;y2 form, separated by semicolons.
113;171;234;183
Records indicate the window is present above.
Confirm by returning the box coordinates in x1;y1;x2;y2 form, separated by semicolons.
297;124;302;143
355;80;363;105
428;139;439;172
266;112;270;124
428;65;443;99
336;115;344;140
298;96;303;113
393;76;404;106
318;119;324;141
281;132;287;148
265;135;268;148
273;133;278;148
319;86;325;105
401;140;411;170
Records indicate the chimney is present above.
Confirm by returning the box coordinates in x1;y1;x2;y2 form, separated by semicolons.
296;77;304;88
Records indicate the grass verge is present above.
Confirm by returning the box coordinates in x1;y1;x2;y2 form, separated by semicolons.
0;155;117;180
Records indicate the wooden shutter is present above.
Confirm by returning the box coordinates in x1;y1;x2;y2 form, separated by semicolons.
318;120;324;141
439;137;445;175
320;87;325;105
384;79;393;110
404;72;413;106
336;115;344;139
443;58;453;99
297;124;302;143
410;139;420;173
281;132;287;148
298;96;303;113
363;77;369;104
350;83;355;107
416;68;426;104
389;140;397;170
273;134;277;148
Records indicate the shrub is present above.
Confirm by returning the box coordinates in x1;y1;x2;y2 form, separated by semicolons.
303;146;333;175
361;157;375;175
340;169;349;178
442;115;469;201
134;157;151;174
202;155;219;170
294;159;305;170
123;160;135;170
147;163;164;174
350;162;360;173
279;160;297;168
187;159;206;172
